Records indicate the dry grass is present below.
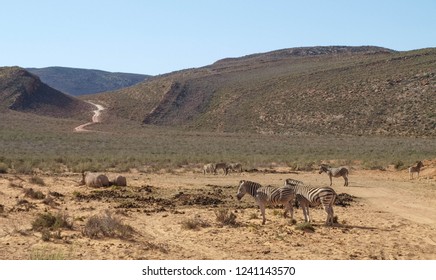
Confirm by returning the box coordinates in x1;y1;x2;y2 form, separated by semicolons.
82;210;135;239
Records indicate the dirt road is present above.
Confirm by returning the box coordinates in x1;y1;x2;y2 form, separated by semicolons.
74;101;105;132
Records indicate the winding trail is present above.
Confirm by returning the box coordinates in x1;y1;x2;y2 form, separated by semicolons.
74;101;105;132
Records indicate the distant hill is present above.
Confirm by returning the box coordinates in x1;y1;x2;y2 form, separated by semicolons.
92;46;435;137
0;67;93;119
27;67;150;96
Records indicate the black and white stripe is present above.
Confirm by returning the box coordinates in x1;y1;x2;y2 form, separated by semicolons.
237;180;296;225
319;164;349;186
284;179;337;225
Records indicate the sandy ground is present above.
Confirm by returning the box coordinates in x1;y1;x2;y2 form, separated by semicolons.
0;165;435;260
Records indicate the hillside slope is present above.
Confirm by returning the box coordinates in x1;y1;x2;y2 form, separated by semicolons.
27;67;150;96
92;46;436;136
0;67;93;119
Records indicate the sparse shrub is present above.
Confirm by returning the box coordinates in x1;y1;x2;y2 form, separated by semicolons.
82;210;134;239
0;162;8;174
295;222;315;232
15;161;33;174
181;216;210;230
394;160;405;170
215;209;238;227
23;188;46;200
29;176;46;186
32;212;73;232
41;229;51;241
30;247;70;260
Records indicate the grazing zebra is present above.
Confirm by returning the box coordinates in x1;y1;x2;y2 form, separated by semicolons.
284;178;337;226
319;164;349;186
203;163;215;175
215;162;229;175
228;163;243;173
409;161;424;179
236;180;296;225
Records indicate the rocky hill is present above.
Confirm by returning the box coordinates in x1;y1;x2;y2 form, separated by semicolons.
27;67;150;96
92;46;435;137
0;67;93;119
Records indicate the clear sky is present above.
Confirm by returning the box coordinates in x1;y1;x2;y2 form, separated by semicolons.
1;0;435;75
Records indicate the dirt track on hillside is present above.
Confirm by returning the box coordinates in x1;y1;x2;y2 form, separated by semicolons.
74;101;105;132
0;167;435;260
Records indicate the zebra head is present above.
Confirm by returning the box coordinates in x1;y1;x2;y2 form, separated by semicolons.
417;161;424;168
236;180;247;200
319;164;329;174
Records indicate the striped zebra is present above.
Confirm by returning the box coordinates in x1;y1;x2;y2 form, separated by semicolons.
284;178;337;226
236;180;296;225
215;162;229;175
409;161;424;179
203;163;216;175
228;163;243;173
319;164;349;186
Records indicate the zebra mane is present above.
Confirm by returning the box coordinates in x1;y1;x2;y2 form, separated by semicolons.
284;178;304;186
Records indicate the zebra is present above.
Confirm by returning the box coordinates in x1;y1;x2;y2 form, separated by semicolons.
215;162;229;175
203;163;215;175
319;164;349;186
409;161;424;179
236;180;296;225
284;178;337;226
228;163;243;173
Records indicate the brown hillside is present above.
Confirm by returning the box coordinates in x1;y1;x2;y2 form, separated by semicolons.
90;47;436;136
0;67;93;120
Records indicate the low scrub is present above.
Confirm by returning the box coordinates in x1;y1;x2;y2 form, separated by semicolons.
23;188;46;200
295;222;315;233
215;209;238;227
82;210;134;239
181;216;210;230
32;212;73;232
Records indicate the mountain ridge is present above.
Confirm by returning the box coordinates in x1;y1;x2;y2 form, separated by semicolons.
0;66;93;119
27;66;150;96
91;46;435;136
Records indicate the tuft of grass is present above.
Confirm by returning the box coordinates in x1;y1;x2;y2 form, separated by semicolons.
82;210;134;239
181;216;210;230
295;222;315;232
23;188;46;200
215;209;238;227
30;246;72;260
29;176;45;186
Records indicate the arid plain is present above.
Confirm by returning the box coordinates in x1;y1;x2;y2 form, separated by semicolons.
1;163;435;260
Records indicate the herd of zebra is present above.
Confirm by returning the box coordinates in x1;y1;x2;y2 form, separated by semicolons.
203;162;350;226
233;161;425;226
203;162;243;175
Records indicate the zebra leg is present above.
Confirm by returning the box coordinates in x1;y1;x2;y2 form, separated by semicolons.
284;201;294;221
324;205;334;225
259;203;266;225
329;174;333;186
300;200;310;223
344;175;348;186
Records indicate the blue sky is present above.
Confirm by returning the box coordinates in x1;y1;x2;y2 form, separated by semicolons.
1;0;435;75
